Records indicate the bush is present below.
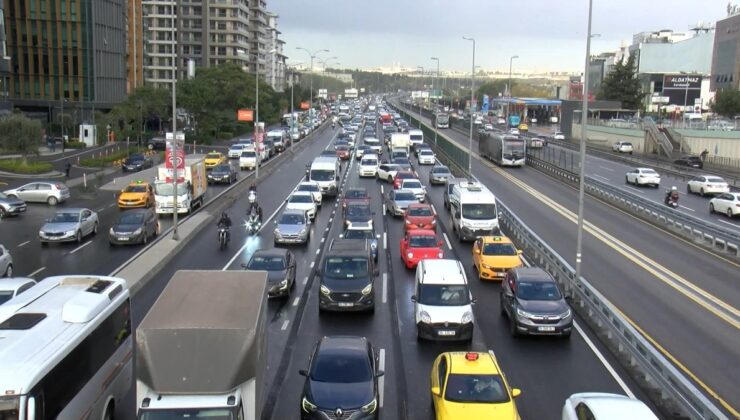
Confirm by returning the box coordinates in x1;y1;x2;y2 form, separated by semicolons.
218;131;234;140
79;148;143;168
65;141;87;149
0;159;54;174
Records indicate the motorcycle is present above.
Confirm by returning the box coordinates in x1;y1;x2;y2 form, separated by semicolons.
664;191;679;208
246;215;262;235
218;226;230;249
248;190;257;205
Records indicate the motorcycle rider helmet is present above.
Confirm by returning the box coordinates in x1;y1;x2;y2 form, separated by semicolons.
671;186;677;191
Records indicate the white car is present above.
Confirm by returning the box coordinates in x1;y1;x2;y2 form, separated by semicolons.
553;131;565;140
562;393;658;420
401;179;426;202
358;154;379;177
0;244;13;277
228;143;248;158
497;117;506;125
239;149;259;170
363;138;383;156
0;277;37;305
483;123;494;131
376;163;401;183
612;141;634;154
687;175;730;196
709;192;740;218
508;128;520;135
625;168;660;188
286;191;317;220
296;181;323;207
417;149;436;165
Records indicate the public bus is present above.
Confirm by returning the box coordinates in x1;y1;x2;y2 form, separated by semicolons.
0;275;132;420
478;132;526;167
432;112;450;129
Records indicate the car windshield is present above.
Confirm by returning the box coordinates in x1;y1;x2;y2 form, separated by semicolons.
408;235;437;248
279;213;305;225
461;203;496;220
394;157;410;165
394;192;415;201
127;155;145;161
344;229;373;240
346;205;372;218
241;151;256;157
311;351;372;383
124;185;148;193
206;153;221;159
212;165;230;173
324;257;369;278
247;256;286;271
407;207;433;217
362;159;378;166
517;280;562;301
50;212;79;223
420;150;434;156
706;177;725;183
311;169;335;181
337;146;350;152
444;374;510;404
0;291;15;305
298;184;318;192
403;181;422;189
418;284;470;306
482;243;517;256
432;167;450;174
154;183;188;196
642;169;659;175
345;190;367;199
118;213;145;225
230;145;245;150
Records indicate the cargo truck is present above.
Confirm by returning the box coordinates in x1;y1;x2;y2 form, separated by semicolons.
390;133;411;154
154;157;207;214
136;270;267;420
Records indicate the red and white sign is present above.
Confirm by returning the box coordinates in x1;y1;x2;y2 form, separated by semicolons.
164;132;186;183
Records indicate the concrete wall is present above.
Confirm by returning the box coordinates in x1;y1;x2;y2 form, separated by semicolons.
571;123;646;153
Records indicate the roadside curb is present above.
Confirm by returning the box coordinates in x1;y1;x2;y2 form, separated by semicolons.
0;170;64;179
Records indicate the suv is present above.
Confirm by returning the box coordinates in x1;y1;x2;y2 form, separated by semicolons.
318;239;378;313
412;259;474;341
612;141;634;154
674;155;703;169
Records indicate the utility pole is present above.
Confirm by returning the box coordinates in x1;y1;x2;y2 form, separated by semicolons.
170;1;179;240
463;37;475;177
431;57;440;145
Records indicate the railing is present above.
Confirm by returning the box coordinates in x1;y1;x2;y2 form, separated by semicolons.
665;127;692;154
644;118;674;158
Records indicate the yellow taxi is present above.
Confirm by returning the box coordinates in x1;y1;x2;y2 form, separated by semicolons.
517;123;529;132
118;180;154;209
472;236;523;281
204;151;226;169
430;351;521;420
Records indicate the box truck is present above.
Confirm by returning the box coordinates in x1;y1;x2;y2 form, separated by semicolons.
154;157;207;214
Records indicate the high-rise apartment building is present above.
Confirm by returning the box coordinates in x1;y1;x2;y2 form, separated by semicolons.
265;11;285;92
127;0;144;93
0;0;10;111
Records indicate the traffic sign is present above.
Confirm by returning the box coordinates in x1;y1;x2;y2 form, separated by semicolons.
237;109;254;122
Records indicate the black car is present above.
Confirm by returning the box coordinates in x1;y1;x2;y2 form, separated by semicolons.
207;163;238;184
244;248;296;298
299;336;382;419
318;239;377;313
344;203;373;228
146;136;167;151
122;154;154;172
674;155;703;169
109;208;159;245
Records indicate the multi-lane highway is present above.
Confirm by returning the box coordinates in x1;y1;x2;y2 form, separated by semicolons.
398;101;740;417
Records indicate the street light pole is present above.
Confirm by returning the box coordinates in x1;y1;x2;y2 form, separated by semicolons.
507;55;519;127
416;66;424;128
463;37;475;177
296;47;330;120
575;0;594;282
170;2;179;240
431;57;440;145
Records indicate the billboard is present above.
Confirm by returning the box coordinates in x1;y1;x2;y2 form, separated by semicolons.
164;132;186;183
237;109;253;122
300;101;310;110
345;88;358;98
662;75;702;107
318;89;328;99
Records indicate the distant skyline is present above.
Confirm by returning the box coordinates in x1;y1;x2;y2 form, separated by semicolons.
271;0;727;73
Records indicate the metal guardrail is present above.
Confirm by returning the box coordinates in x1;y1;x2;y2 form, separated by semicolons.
497;200;728;420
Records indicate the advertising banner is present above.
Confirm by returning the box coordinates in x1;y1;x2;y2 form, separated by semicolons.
663;75;702;90
300;101;310;110
164;132;185;183
318;89;328;99
237;109;254;122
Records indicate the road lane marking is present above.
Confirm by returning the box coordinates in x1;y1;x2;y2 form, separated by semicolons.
17;241;30;247
27;266;46;277
281;320;289;331
96;207;106;213
315;249;320;255
716;219;738;227
382;204;387;215
303;276;309;285
108;203;117;208
69;240;92;254
443;232;452;250
599;166;614;172
678;205;695;212
310;261;315;268
625;186;644;194
378;348;386;408
380;184;384;194
431;204;436;214
292;297;300;307
592;174;610;182
573;321;635;398
383;232;387;249
382;273;388;304
320;237;325;243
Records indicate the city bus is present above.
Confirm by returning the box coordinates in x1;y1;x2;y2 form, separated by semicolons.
432;112;450;128
0;275;132;420
478;132;526;167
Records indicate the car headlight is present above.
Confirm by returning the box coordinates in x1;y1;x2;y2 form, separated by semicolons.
481;263;493;270
516;307;536;319
405;219;411;224
320;285;331;295
407;252;414;259
39;230;45;236
461;311;474;324
559;309;572;319
65;230;76;236
301;397;317;413
361;284;373;295
279;279;289;289
361;398;378;414
299;228;308;235
133;228;143;235
420;310;432;324
273;229;280;237
109;228;115;235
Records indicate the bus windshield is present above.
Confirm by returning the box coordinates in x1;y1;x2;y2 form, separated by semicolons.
503;140;525;159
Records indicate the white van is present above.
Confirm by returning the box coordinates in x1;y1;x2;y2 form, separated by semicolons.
449;181;499;241
408;129;424;150
359;154;379;177
309;156;341;197
412;259;474;341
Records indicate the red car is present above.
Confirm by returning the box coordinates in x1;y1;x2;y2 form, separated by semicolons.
342;188;370;213
400;229;444;269
393;170;417;189
404;203;437;231
336;146;351;160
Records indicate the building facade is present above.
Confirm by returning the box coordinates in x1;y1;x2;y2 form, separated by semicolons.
265;11;285;91
4;0;127;117
0;0;10;113
711;9;740;91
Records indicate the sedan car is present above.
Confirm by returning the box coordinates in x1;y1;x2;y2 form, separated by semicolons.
376;163;401;182
341;222;379;262
118;181;154;209
0;244;13;277
404;203;436;231
562;393;658;420
414;143;432;158
3;181;70;205
204;151;227;169
472;236;523;281
108;208;159;245
674;155;703;169
418;149;436;165
228;143;249;158
0;277;37;305
0;192;27;218
39;208;99;244
207;163;238;185
500;267;572;338
299;336;382;419
625;168;660;188
386;189;420;217
430;351;521;420
121;153;154;172
245;248;296;298
709;192;740;218
687;175;729;196
553;132;565;140
239;149;259;170
400;179;426;202
274;209;311;245
429;165;452;185
296;181;322;207
400;229;444;269
286;191;318;220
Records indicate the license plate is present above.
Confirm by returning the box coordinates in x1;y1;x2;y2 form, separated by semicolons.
538;326;556;332
437;330;456;336
338;302;354;307
117;237;130;241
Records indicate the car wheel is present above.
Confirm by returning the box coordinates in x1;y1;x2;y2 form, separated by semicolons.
700;188;705;197
562;329;572;339
687;185;692;194
143;232;148;245
388;175;393;183
709;203;715;214
728;208;734;219
75;230;82;243
103;404;114;420
0;208;6;218
47;196;58;206
499;294;506;315
93;222;99;235
625;176;629;184
509;316;519;337
6;194;17;200
4;263;12;277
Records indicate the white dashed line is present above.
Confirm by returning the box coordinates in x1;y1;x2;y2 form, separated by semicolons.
443;232;452;250
625;186;644;194
281;320;290;331
292;297;300;307
27;266;46;277
382;204;387;216
382;273;388;304
716;218;738;227
315;249;320;255
303;276;309;285
108;203;116;208
599;166;614;172
678;205;695;212
321;237;325;243
378;348;386;407
96;208;106;213
69;240;93;254
380;185;384;194
574;321;635;397
592;174;610;182
383;232;387;249
17;241;30;248
329;217;333;223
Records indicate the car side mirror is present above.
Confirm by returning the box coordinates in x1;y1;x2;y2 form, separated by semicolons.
299;369;308;377
375;370;385;378
240;263;248;270
473;248;481;254
564;293;573;303
517;250;523;255
454;211;461;219
512;388;522;398
431;386;441;397
471;297;478;304
410;295;416;302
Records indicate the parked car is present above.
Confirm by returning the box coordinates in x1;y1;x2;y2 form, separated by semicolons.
108;208;160;245
0;244;14;277
709;192;740;218
121;153;154;172
3;181;70;205
625;168;661;188
673;155;703;169
0;277;37;305
39;208;99;245
0;192;27;218
273;209;311;245
686;175;729;196
207;163;238;184
612;141;634;154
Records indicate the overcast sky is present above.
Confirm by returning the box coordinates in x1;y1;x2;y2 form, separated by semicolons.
270;0;727;73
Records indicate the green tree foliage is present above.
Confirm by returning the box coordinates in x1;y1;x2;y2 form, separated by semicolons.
0;114;44;163
710;89;740;118
598;55;643;109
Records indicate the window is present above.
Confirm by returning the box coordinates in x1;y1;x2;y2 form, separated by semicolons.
575;403;596;420
437;357;447;390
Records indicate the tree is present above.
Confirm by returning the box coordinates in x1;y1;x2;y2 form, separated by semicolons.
710;90;740;118
598;55;643;109
0;115;43;164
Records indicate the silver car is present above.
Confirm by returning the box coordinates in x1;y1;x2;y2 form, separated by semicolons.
274;209;311;245
0;192;27;218
39;208;99;244
3;181;70;205
386;189;419;217
0;244;13;277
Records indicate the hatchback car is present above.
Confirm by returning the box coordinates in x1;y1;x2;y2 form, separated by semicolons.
0;192;27;218
472;236;523;281
0;277;37;305
204;152;227;169
709;192;740;218
404;203;436;231
418;149;436;165
3;181;70;205
336;145;352;160
359;155;379;177
687;175;729;196
109;208;159;245
429;165;452;185
612;141;634;154
296;181;323;206
286;191;318;220
207;164;238;184
0;244;13;277
500;268;572;338
245;248;296;298
299;336;382;419
625;168;660;188
274;209;311;245
386;189;418;217
400;229;444;269
400;179;426;202
376;163;401;182
122;153;154;172
39;208;99;244
562;393;658;420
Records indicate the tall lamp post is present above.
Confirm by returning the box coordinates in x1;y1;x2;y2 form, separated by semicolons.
253;49;277;181
416;66;424;127
170;1;180;240
574;0;594;282
296;47;330;119
431;57;440;145
506;55;519;127
462;37;475;177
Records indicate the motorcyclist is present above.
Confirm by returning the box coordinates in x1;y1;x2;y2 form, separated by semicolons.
248;184;258;212
217;211;232;242
247;203;263;229
665;186;679;205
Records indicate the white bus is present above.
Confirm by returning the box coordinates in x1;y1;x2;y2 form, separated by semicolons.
479;133;526;167
0;275;132;420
